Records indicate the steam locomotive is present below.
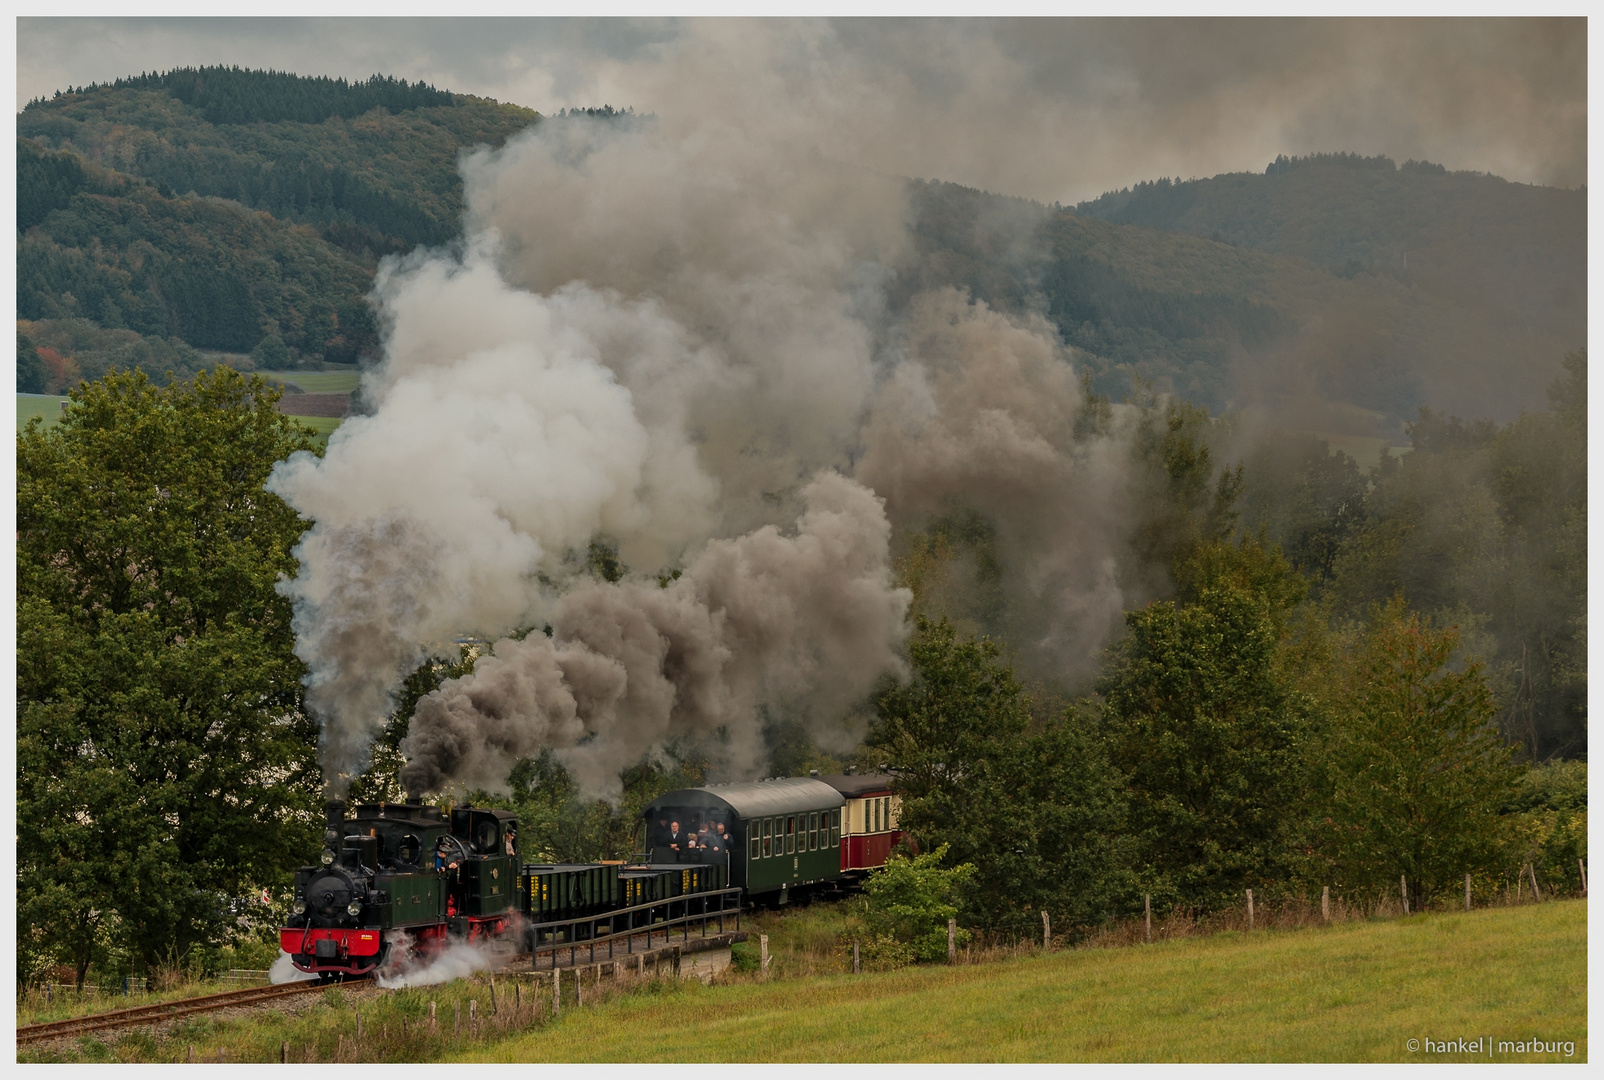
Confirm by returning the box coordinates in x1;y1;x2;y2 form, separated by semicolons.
280;772;903;978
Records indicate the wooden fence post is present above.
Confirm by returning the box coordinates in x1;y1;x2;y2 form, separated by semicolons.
1246;889;1254;930
355;1010;362;1045
1400;875;1409;914
453;1000;461;1035
947;918;957;963
1466;874;1472;912
1528;862;1543;902
553;971;560;1016
760;934;770;978
515;981;521;1013
1322;886;1330;922
428;1000;436;1031
489;978;497;1015
185;1046;194;1064
469;998;477;1031
1145;893;1152;943
280;1042;288;1064
852;940;860;974
1581;859;1588;896
1042;910;1051;950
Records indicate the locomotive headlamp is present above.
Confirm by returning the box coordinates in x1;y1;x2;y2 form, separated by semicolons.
347;902;362;916
320;850;335;865
293;901;306;915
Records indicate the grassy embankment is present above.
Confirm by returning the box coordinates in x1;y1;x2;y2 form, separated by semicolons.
21;899;1584;1064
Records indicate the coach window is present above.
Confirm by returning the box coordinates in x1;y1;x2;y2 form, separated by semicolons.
786;816;795;854
750;825;761;861
831;809;840;846
808;812;818;851
762;817;772;857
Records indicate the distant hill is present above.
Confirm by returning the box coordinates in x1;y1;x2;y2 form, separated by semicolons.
17;67;540;366
906;155;1583;435
1066;153;1585;426
17;71;1582;429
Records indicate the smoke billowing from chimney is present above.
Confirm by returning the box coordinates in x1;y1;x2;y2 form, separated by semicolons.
270;108;1148;798
398;473;908;798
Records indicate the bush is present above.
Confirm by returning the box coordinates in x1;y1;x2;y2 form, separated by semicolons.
861;843;976;963
250;333;289;368
729;940;760;974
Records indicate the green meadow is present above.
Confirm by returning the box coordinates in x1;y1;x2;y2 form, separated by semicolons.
257;370;362;394
20;900;1583;1063
18;393;68;429
474;900;1584;1063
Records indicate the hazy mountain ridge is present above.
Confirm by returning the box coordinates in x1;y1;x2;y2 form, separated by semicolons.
1068;154;1584;425
16;70;1584;423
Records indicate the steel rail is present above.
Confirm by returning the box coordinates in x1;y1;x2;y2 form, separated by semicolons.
17;979;337;1046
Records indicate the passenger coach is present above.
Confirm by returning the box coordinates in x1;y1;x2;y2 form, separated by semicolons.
641;771;907;904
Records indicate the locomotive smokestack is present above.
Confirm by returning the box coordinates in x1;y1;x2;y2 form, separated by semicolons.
325;799;347;828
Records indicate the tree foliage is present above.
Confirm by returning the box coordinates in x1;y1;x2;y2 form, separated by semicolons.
868;617;1133;936
17;368;323;983
1098;539;1312;909
860;843;977;963
1311;601;1521;907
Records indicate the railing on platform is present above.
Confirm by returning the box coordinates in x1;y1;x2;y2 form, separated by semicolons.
524;887;743;970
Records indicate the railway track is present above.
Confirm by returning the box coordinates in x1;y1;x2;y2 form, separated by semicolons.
17;980;342;1046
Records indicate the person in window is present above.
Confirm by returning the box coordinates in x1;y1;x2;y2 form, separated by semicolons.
434;838;460;874
504;826;517;858
667;820;684;853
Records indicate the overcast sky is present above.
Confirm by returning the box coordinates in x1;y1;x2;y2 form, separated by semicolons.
15;17;1587;204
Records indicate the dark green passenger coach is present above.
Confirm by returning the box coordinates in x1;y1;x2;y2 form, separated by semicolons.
642;778;845;903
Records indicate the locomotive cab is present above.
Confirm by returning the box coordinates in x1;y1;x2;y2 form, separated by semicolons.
445;805;518;929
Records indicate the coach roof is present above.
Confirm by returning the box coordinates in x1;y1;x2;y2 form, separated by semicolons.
643;777;845;820
813;773;896;799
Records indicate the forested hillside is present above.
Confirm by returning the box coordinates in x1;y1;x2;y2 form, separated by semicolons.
17;67;539;366
1070;153;1584;425
19;71;1581;422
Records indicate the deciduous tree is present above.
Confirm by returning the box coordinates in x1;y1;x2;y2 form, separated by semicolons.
17;368;322;984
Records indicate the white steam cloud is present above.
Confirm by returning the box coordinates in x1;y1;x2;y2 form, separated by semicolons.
270;107;1148;799
399;473;908;798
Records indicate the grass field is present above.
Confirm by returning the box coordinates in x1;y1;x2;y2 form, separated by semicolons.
18;394;344;447
283;414;345;446
18;393;68;429
473;900;1585;1063
257;370;362;394
20;900;1584;1063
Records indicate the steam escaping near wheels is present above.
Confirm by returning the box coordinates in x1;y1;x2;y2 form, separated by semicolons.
374;939;496;990
269;951;318;984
